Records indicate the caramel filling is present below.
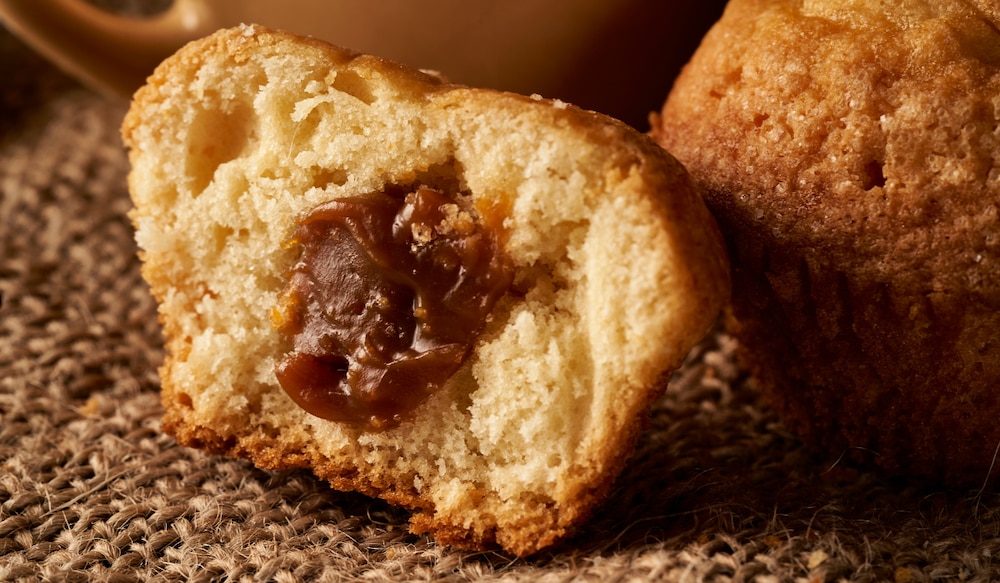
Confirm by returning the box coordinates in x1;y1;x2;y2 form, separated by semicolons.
272;185;512;430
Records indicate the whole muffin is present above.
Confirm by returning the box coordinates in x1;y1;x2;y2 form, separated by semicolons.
652;0;1000;485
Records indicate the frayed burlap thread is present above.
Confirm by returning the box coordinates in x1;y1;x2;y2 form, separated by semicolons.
4;32;1000;583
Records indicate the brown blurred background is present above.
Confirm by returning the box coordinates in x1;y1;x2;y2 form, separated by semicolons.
550;0;728;129
3;0;728;131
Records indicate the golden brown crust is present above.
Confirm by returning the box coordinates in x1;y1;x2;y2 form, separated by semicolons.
654;0;1000;484
164;342;659;559
124;24;729;555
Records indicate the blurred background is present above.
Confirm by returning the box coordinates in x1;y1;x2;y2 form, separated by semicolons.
2;0;729;130
541;0;729;128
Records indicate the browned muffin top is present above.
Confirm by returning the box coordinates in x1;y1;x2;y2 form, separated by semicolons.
655;0;1000;299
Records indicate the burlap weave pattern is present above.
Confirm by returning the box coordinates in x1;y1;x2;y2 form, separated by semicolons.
3;26;1000;583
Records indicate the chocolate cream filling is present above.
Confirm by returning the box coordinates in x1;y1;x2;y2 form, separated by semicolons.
272;185;513;430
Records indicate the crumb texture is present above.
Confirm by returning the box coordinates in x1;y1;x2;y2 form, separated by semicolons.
123;25;729;556
654;0;1000;484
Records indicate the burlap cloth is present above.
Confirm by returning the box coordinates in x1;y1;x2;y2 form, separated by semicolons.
3;21;1000;583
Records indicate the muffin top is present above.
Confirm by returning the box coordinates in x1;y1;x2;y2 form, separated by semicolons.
655;0;1000;301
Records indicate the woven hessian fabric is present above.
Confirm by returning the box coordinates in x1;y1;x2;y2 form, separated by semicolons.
3;26;1000;583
